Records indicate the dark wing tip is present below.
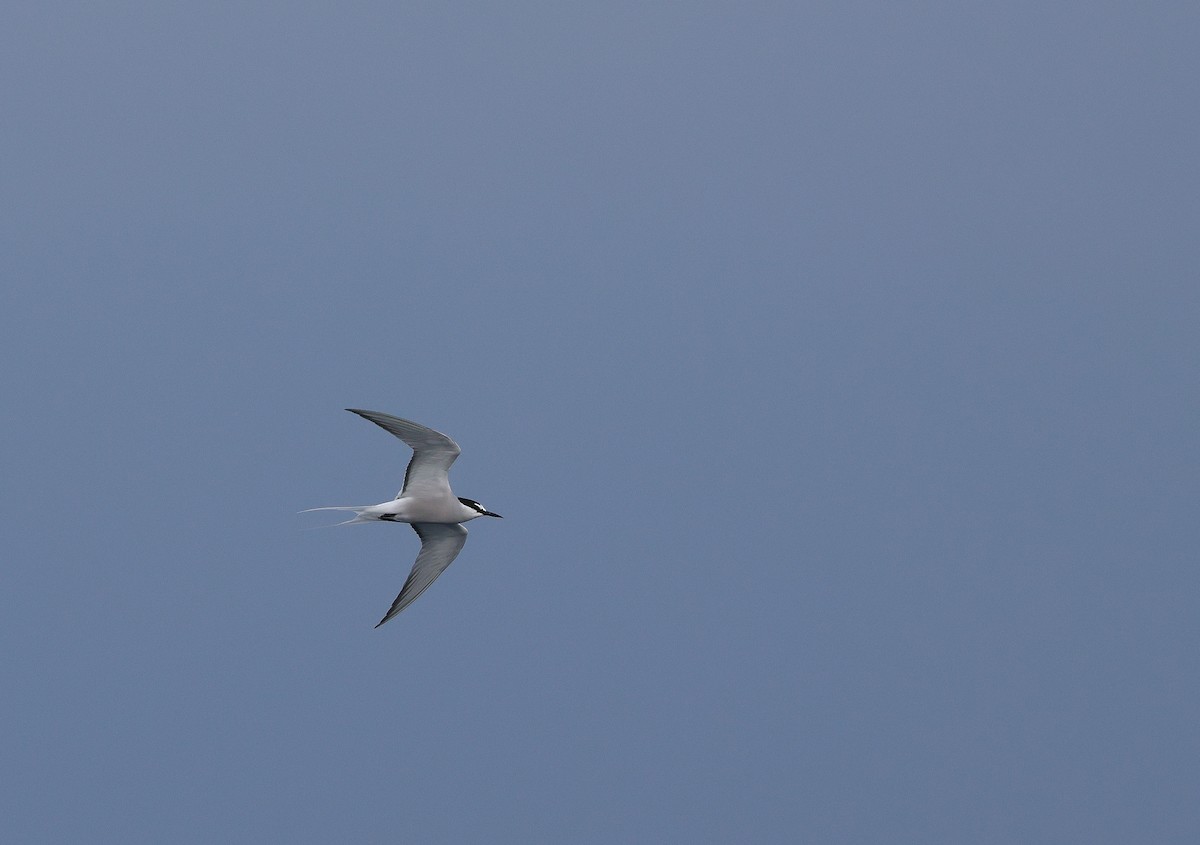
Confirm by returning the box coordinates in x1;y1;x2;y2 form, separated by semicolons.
374;601;402;628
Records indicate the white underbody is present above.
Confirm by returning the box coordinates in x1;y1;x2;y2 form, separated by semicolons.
358;495;483;524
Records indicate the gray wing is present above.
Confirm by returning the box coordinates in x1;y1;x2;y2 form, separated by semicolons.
374;523;469;627
345;409;461;499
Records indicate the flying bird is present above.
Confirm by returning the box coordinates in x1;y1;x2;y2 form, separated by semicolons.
304;409;502;627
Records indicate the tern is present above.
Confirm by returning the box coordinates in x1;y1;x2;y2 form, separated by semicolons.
304;409;502;627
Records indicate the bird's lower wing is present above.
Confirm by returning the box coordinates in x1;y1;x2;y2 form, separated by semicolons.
375;523;469;627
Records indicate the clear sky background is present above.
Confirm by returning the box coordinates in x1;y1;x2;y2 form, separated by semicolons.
3;2;1198;843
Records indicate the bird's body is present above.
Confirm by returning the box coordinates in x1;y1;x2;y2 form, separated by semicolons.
304;409;501;627
352;494;489;524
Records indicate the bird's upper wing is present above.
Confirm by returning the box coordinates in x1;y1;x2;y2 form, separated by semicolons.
345;409;461;499
375;523;469;627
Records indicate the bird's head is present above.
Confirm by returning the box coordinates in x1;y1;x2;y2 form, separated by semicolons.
458;497;503;519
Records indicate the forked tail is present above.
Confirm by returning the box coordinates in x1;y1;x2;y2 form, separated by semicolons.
299;506;375;526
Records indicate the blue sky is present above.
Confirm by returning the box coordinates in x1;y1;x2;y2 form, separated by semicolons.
3;2;1198;842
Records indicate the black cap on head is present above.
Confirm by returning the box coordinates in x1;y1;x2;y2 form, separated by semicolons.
458;497;503;518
